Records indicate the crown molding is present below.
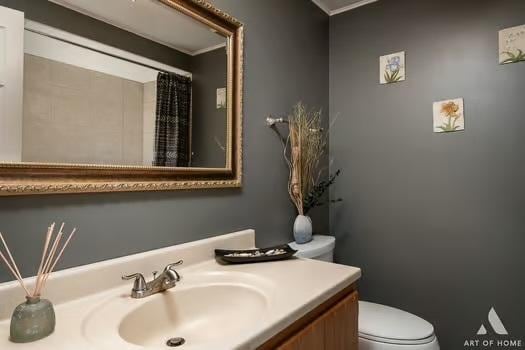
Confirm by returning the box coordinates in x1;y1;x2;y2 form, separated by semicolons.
311;0;331;15
192;42;226;56
311;0;378;16
330;0;378;15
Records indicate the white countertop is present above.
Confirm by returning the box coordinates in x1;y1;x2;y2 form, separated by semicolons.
0;230;361;350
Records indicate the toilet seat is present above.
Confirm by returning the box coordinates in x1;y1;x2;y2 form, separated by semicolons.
359;336;440;350
359;332;436;346
359;301;437;347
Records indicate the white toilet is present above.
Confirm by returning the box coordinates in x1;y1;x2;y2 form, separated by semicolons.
289;235;440;350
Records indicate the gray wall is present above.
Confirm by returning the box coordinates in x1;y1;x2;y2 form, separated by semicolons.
191;47;228;168
0;0;329;282
329;0;525;347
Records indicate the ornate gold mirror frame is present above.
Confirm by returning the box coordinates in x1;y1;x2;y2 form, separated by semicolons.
0;0;243;196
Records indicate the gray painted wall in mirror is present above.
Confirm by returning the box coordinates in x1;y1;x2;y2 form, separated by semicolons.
329;0;525;347
0;0;329;282
191;47;228;168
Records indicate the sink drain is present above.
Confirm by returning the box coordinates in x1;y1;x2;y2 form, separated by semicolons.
166;337;185;347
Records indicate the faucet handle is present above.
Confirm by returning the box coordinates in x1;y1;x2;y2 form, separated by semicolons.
122;273;147;292
164;260;183;281
164;260;183;271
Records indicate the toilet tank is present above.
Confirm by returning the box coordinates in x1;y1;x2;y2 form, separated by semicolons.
289;235;335;262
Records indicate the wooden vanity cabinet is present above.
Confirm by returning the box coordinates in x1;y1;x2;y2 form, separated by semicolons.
258;285;358;350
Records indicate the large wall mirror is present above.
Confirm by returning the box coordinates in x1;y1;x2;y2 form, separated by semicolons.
0;0;243;195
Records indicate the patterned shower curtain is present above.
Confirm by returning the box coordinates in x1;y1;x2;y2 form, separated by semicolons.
153;72;192;167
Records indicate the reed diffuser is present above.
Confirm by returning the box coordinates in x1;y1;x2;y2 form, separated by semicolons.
0;223;76;343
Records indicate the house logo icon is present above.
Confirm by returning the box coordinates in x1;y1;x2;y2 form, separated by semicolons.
477;307;508;335
477;308;509;335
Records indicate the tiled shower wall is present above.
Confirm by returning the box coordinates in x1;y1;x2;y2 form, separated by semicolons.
22;54;144;165
142;81;156;166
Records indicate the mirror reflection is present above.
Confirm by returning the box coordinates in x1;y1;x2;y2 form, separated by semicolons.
6;0;229;168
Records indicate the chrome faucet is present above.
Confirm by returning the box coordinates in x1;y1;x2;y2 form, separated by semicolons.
122;260;183;299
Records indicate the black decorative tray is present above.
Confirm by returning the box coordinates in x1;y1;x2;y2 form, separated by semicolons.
215;244;297;264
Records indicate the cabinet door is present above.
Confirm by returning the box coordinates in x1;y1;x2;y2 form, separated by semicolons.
277;291;358;350
277;314;326;350
324;291;358;350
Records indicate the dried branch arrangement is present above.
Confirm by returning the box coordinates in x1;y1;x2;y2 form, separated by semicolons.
303;169;343;215
285;103;327;215
270;103;343;216
0;223;76;298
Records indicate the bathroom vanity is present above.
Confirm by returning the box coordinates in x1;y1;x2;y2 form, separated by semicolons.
260;285;358;350
0;230;361;350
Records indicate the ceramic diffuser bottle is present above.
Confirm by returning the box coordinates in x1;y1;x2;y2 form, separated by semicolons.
10;296;55;343
0;223;76;343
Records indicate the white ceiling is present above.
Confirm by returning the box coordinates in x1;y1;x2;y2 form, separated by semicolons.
48;0;226;55
311;0;378;16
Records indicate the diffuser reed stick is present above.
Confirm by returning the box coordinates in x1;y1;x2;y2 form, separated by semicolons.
35;224;64;296
0;223;77;298
39;228;76;293
0;241;31;296
34;223;54;297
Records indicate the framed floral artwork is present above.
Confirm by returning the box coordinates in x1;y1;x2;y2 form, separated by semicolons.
380;51;405;84
499;24;525;64
433;98;465;133
216;87;226;109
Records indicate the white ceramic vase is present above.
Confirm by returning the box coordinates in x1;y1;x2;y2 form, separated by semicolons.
293;215;313;244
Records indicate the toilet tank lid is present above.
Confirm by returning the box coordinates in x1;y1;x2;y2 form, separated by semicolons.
289;235;335;259
359;301;435;342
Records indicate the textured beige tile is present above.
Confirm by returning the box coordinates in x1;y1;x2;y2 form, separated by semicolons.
24;54;51;90
90;73;123;128
123;130;143;165
123;80;143;130
142;101;156;134
21;119;50;162
142;81;157;166
143;81;157;104
142;131;155;166
22;56;147;166
91;94;123;129
23;88;52;123
90;72;123;100
22;123;67;163
69;127;123;165
122;80;143;164
91;131;124;165
51;85;91;126
50;59;90;90
24;55;54;127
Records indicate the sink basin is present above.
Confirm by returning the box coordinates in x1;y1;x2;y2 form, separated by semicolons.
119;284;267;348
82;271;272;349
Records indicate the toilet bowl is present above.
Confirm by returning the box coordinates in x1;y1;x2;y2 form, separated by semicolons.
289;235;440;350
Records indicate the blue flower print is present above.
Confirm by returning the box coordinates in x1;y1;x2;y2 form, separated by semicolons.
386;56;401;72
